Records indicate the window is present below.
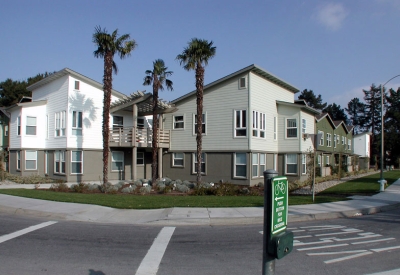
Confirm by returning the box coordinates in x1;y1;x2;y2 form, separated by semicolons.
326;155;330;166
193;114;206;134
274;117;277;140
55;111;66;137
286;119;297;138
17;116;21;136
252;153;266;178
302;154;307;174
337;135;340;146
137;117;145;128
71;151;83;174
25;150;37;170
74;81;80;90
302;119;306;134
55;151;66;174
193;153;206;174
234;110;247;137
137;152;144;165
286;154;297;174
334;134;337;148
111;151;123;171
173;153;184;167
327;133;331;147
17;151;20;170
318;131;324;146
239;77;246;89
113;116;123;129
347;156;352;165
45;151;48;174
173;115;184;129
26;116;36;135
72;111;83;136
342;136;345;145
348;139;352;150
252;111;266;138
318;155;321;166
234;153;247;178
4;125;8;136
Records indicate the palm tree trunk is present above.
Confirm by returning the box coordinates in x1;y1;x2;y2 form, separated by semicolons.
102;51;113;186
152;77;159;186
196;64;205;183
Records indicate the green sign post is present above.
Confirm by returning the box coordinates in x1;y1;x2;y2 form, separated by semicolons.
262;170;293;275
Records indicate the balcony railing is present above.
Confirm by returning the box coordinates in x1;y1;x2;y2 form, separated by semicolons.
109;127;170;148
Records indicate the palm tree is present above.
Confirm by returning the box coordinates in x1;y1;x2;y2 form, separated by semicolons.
143;59;173;186
93;26;137;186
176;38;216;183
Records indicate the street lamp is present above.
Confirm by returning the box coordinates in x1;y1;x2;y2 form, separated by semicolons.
379;74;400;191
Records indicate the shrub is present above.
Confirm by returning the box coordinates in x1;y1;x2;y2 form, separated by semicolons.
50;182;69;192
176;183;190;193
121;186;134;194
88;184;101;192
71;182;89;193
214;183;239;196
101;182;118;194
139;186;151;195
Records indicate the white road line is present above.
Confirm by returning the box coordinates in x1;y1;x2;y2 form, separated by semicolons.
365;268;400;275
371;245;400;253
308;250;368;256
324;251;373;264
135;226;175;275
315;230;362;236
0;221;57;244
294;235;312;239
351;238;395;245
333;234;381;242
297;243;349;251
294;239;333;246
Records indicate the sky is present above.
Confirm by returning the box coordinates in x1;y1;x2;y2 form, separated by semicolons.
1;0;400;111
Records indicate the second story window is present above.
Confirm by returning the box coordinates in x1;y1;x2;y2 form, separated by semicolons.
302;118;306;134
74;81;80;90
286;118;297;138
4;125;8;136
113;116;123;129
17;116;21;136
348;139;352;150
55;111;66;137
193;113;206;135
318;131;324;146
234;110;246;137
26;116;36;135
72;111;82;136
334;134;337;148
252;111;266;138
327;133;331;147
173;115;184;129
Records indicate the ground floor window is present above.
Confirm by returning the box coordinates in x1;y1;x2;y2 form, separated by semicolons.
17;151;21;170
55;151;66;174
234;153;247;178
173;153;184;167
286;154;297;174
326;155;330;166
302;154;307;174
112;151;124;171
25;150;37;170
252;153;266;178
71;151;83;174
193;153;206;174
137;152;144;165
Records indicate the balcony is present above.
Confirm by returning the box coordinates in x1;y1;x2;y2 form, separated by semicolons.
109;127;170;148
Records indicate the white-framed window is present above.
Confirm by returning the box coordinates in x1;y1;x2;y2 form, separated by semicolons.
55;111;66;137
302;154;307;174
234;153;247;178
239;77;247;89
318;131;324;146
172;152;184;167
26;116;36;135
334;134;337;148
193;153;206;174
342;136;345;145
326;155;330;166
74;80;80;90
327;133;331;147
54;150;66;174
286;118;297;138
347;156;352;165
17;116;21;136
193;113;206;135
318;155;321;166
173;115;184;129
45;151;48;174
111;151;123;171
71;151;83;174
234;110;247;137
274;117;277;140
286;154;297;174
113;116;123;129
252;153;266;178
4;125;8;136
348;139;352;150
252;111;266;138
137;152;144;165
72;111;83;136
25;150;37;170
302;119;306;134
17;151;21;170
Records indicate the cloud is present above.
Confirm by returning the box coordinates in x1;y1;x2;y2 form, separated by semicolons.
314;3;349;31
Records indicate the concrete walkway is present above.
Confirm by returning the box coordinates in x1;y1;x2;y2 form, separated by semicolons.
0;179;399;226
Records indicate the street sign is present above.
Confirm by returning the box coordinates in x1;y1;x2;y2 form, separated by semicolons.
271;176;288;235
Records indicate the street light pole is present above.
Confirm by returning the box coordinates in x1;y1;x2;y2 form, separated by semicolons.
379;74;400;191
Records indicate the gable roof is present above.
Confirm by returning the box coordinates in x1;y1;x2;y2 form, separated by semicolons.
26;68;126;99
276;100;320;115
172;64;299;103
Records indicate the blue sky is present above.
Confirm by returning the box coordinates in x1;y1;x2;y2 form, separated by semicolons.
1;0;400;110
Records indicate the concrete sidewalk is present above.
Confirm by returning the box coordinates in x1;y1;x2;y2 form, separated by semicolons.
0;179;399;226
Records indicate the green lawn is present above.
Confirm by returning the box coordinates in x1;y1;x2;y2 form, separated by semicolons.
0;170;398;209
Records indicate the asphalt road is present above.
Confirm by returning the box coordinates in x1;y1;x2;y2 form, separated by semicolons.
1;208;400;275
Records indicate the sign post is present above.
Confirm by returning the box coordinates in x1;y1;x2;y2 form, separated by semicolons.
262;170;293;275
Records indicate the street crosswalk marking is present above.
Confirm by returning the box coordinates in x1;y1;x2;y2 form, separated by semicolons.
0;221;57;244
